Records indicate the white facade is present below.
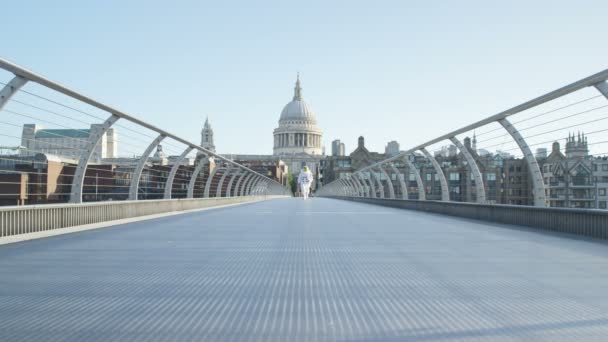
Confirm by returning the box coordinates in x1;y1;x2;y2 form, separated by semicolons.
20;124;117;162
272;75;324;177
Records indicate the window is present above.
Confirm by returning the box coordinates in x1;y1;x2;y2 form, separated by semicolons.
600;201;607;209
449;172;460;181
486;173;496;181
426;173;432;181
600;188;607;196
603;164;608;171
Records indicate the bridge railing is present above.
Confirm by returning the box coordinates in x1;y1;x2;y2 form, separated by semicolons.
319;68;608;211
0;58;288;207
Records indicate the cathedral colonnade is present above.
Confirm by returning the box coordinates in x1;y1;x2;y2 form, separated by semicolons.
274;133;322;148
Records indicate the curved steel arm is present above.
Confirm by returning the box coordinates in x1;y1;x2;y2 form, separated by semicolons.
388;163;408;200
499;118;547;207
338;179;349;196
164;147;194;199
352;177;363;197
420;148;449;201
0;75;27;111
246;176;261;195
378;165;395;199
343;179;356;197
204;164;223;198
362;173;377;198
403;155;426;200
371;170;385;198
240;174;254;196
187;156;209;198
449;137;486;203
226;171;243;197
357;173;372;198
129;134;166;200
69;114;120;203
216;166;233;197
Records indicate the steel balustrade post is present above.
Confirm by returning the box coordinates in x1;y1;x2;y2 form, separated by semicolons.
69;114;120;203
164;147;194;199
388;163;408;200
499;118;547;207
187;156;210;198
371;169;385;198
420;148;449;201
0;75;27;111
378;165;396;199
204;164;223;198
403;155;426;200
128;134;166;200
449;137;486;203
216;166;233;197
349;175;364;197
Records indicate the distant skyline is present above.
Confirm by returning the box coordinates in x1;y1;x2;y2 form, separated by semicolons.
2;0;608;155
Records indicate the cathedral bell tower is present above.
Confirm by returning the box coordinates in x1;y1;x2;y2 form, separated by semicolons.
200;117;216;153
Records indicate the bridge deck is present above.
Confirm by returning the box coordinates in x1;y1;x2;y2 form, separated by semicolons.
1;198;608;341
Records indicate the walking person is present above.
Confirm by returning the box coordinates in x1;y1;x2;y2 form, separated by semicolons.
297;165;313;200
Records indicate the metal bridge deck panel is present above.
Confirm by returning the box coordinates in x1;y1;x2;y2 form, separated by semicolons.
1;198;608;341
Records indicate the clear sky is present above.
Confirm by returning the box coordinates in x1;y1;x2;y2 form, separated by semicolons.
2;0;608;155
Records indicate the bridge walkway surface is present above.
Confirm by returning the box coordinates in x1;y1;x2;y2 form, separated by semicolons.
1;198;608;341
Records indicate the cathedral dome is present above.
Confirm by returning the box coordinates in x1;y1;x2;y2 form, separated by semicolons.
279;75;317;123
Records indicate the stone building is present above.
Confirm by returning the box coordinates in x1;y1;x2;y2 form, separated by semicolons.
20;124;117;161
272;75;324;184
540;134;608;209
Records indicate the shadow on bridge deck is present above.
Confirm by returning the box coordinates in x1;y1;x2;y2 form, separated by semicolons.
1;198;608;341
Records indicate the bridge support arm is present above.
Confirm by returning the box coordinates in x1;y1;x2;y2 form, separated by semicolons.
378;165;396;199
204;164;222;198
404;156;426;200
499;118;547;207
349;177;363;197
420;148;449;201
164;147;194;199
595;81;608;99
227;171;243;197
0;75;27;111
216;167;233;197
187;156;209;198
389;163;408;200
371;170;385;198
69;114;120;203
239;174;254;196
128;134;166;200
449;137;486;203
345;178;357;197
358;173;373;198
246;176;261;195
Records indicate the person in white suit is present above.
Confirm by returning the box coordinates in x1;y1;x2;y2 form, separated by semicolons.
297;166;313;200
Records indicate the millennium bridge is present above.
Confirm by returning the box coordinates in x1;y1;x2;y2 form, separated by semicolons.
1;58;608;341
